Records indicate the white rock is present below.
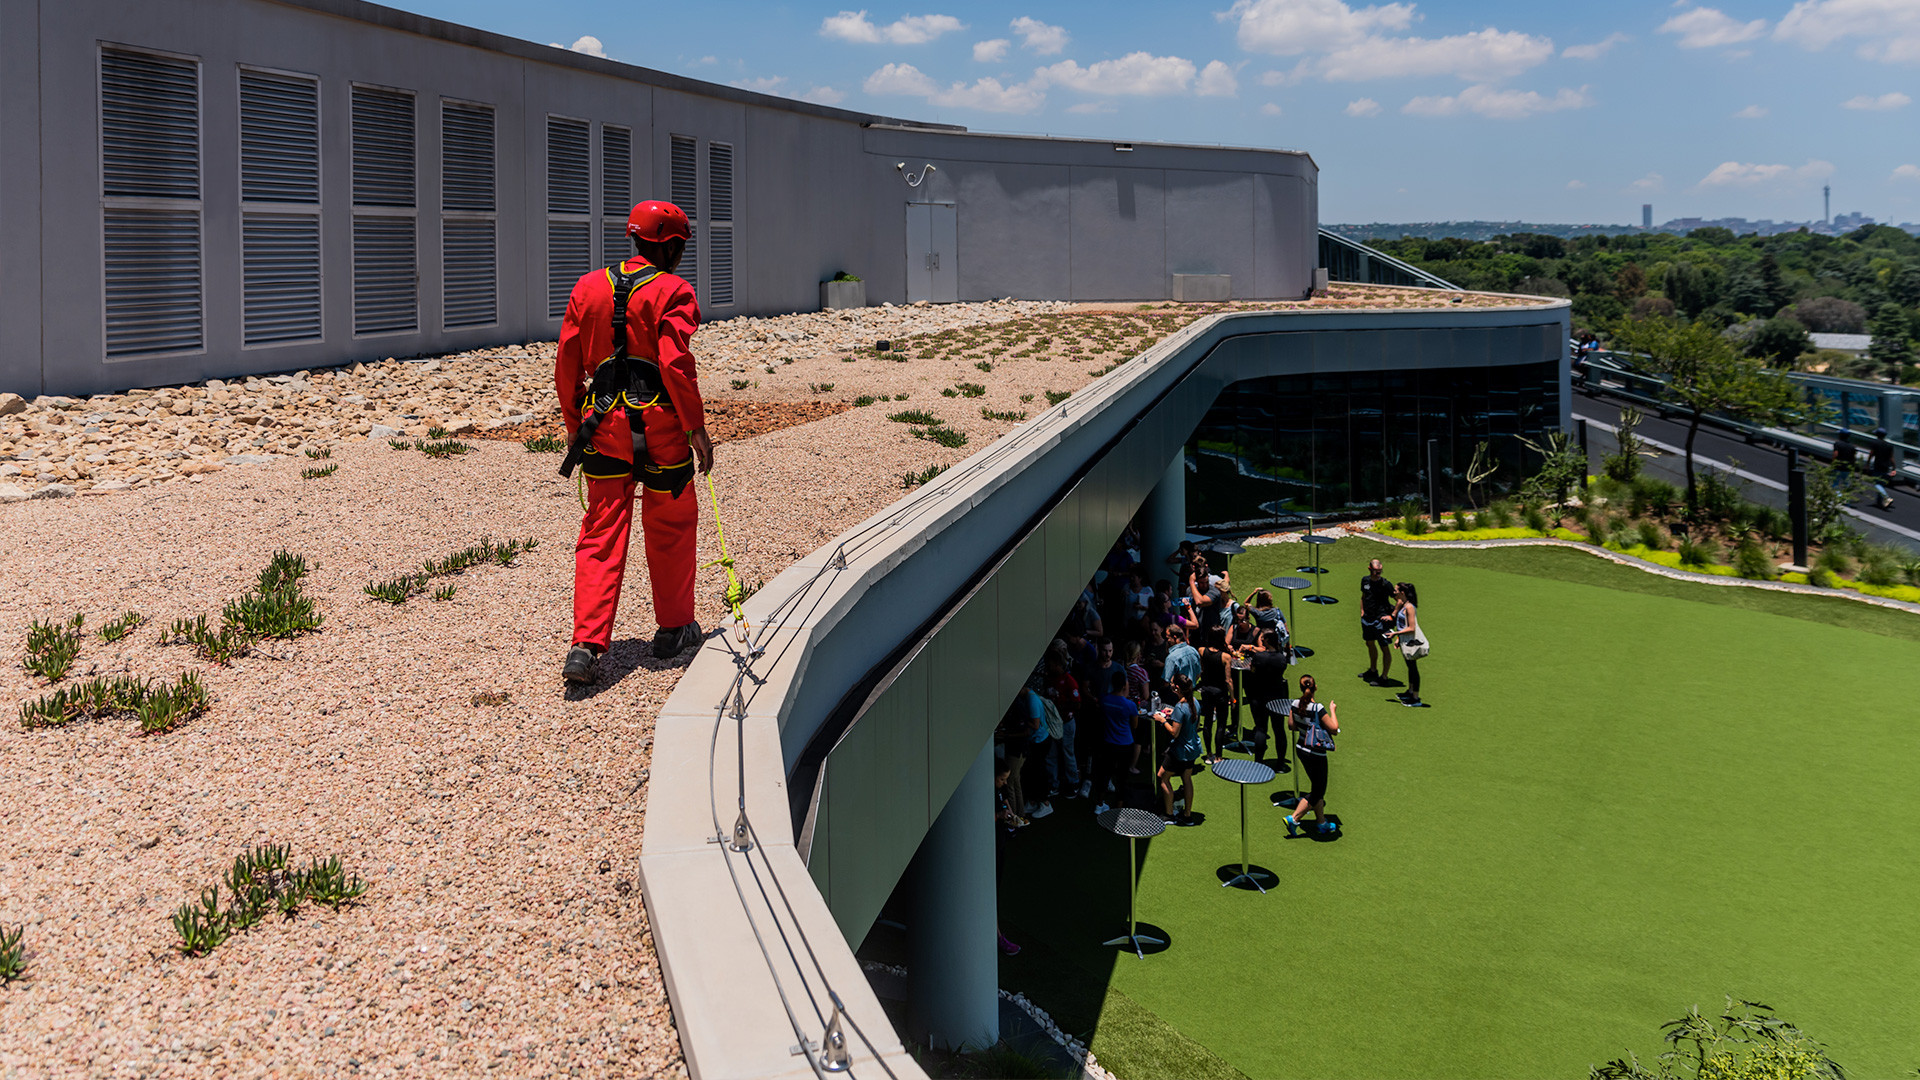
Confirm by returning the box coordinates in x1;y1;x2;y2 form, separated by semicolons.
0;393;25;416
31;482;76;499
0;482;28;502
224;454;277;465
369;424;403;439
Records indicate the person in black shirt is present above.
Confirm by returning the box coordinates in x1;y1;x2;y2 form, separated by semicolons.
1197;625;1234;764
1867;427;1897;510
1243;628;1289;768
1358;558;1395;685
1831;430;1857;492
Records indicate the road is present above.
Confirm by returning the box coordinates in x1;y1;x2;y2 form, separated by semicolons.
1572;386;1920;555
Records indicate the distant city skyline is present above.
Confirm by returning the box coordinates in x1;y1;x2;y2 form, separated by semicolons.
392;0;1920;225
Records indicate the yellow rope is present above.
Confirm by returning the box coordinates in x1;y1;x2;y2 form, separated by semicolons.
576;468;588;512
701;472;750;639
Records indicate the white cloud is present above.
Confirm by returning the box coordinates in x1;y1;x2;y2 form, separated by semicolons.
1563;32;1630;59
1035;52;1198;95
1260;102;1285;116
1631;172;1665;192
732;76;848;107
1892;163;1920;180
801;86;847;105
1775;0;1920;65
1010;16;1070;55
1733;103;1770;117
1067;101;1116;114
1402;83;1593;119
548;35;608;58
1224;0;1416;56
1320;28;1555;81
1567;179;1587;189
731;75;788;94
1697;159;1837;187
1658;7;1769;49
821;11;965;45
862;63;1045;112
1197;60;1240;96
1842;90;1912;108
696;55;717;65
1345;96;1382;116
1258;64;1312;87
973;38;1010;63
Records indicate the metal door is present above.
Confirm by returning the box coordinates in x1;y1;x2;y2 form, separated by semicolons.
906;203;957;303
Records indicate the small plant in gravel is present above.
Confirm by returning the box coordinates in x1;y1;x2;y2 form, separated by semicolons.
1044;390;1071;406
24;614;85;682
172;845;367;957
425;425;451;440
416;438;472;459
388;438;411;451
952;382;986;398
301;463;338;480
1019;393;1034;403
20;671;208;733
912;426;969;449
432;584;456;602
470;690;511;706
852;395;876;407
365;537;538;605
99;611;145;643
808;382;835;394
981;407;1027;422
0;923;24;984
888;408;940;425
522;433;565;453
162;550;322;663
304;447;332;460
365;574;429;604
730;379;752;390
974;361;993;373
901;464;949;488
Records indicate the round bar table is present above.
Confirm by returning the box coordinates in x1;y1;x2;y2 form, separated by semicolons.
1269;576;1314;658
1296;517;1327;574
1098;807;1168;959
1303;535;1340;604
1211;758;1278;892
1266;697;1306;805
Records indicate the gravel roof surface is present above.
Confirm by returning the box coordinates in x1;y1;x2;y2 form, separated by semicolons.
0;285;1552;1076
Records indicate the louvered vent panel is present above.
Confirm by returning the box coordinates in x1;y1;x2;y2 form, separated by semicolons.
241;214;321;344
548;221;590;319
352;87;414;207
709;227;734;306
547;118;590;214
101;50;199;199
103;210;201;356
605;221;630;267
353;215;417;333
708;143;733;222
239;71;318;203
602;127;631;216
443;220;496;328
670;134;697;273
442;104;495;212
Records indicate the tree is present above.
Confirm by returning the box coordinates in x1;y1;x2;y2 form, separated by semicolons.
1614;317;1803;512
1783;296;1866;333
1869;302;1914;382
1614;263;1648;301
1744;316;1810;367
1589;998;1843;1080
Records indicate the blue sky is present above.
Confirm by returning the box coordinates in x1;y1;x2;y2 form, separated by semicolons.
397;0;1920;226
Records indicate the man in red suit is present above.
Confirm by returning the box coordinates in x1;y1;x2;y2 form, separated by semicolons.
555;201;715;683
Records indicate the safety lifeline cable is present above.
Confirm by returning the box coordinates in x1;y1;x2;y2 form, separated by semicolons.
703;473;751;641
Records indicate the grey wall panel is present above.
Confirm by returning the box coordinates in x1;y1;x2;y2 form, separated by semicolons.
1253;172;1313;300
1166;171;1255;295
924;587;1000;817
0;0;44;395
1068;167;1166;301
993;538;1050;704
821;662;929;943
743;107;867;316
1040;493;1084;619
947;162;1070;302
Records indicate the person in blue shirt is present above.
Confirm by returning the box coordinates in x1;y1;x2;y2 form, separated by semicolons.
1156;674;1205;827
1161;624;1201;691
1092;668;1137;814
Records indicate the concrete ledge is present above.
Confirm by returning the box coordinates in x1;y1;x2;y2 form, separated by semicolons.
1172;273;1231;302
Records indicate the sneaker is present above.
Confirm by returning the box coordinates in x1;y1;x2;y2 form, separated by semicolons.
1359;669;1378;683
998;932;1021;956
1093;802;1112;815
1319;820;1339;834
1029;802;1054;820
650;621;703;659
1284;814;1300;837
1175;814;1198;827
1078;780;1093;799
562;645;598;684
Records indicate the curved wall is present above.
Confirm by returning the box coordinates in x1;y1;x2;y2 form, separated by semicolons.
637;298;1570;1079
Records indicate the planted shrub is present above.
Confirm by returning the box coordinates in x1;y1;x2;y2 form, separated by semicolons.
425;425;451;440
19;671;208;734
1631;476;1680;518
1752;506;1792;543
24;614;85;682
416;439;471;459
432;584;456;602
1636;519;1666;551
300;463;338;480
1523;505;1549;533
1857;547;1899;587
0;924;24;984
522;434;566;453
1814;545;1853;580
887;408;940;425
363;537;538;606
901;464;949;489
172;845;366;957
1489;500;1515;529
912;426;969;449
981;407;1027;422
99;611;145;644
852;395;876;407
1677;536;1720;568
1733;538;1776;580
1586;513;1612;547
303;447;332;460
1044;390;1071;406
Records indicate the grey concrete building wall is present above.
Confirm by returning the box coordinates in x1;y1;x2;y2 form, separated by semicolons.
3;0;1317;398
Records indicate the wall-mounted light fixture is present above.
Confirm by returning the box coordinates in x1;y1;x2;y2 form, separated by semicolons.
896;162;937;187
1113;143;1134;152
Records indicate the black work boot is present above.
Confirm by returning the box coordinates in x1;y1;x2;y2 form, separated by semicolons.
650;621;703;659
562;644;599;684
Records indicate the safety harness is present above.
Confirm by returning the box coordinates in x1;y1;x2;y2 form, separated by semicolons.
557;262;696;498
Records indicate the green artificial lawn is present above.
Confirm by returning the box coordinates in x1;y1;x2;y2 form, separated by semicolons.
1000;539;1920;1079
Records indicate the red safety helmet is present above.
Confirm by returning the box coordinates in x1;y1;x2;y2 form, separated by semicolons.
627;201;692;243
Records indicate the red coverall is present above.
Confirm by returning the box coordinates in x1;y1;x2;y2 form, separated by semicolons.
555;258;705;649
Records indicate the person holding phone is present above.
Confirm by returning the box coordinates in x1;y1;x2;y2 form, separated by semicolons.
1157;674;1204;827
1386;581;1427;707
1283;674;1340;836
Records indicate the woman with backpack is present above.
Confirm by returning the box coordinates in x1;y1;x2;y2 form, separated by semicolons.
1156;674;1205;827
1283;674;1340;836
1387;581;1429;708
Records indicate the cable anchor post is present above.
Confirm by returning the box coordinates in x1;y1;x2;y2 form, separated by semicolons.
729;808;753;853
820;1000;851;1072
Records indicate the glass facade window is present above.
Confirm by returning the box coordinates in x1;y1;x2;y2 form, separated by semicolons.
1188;360;1560;528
